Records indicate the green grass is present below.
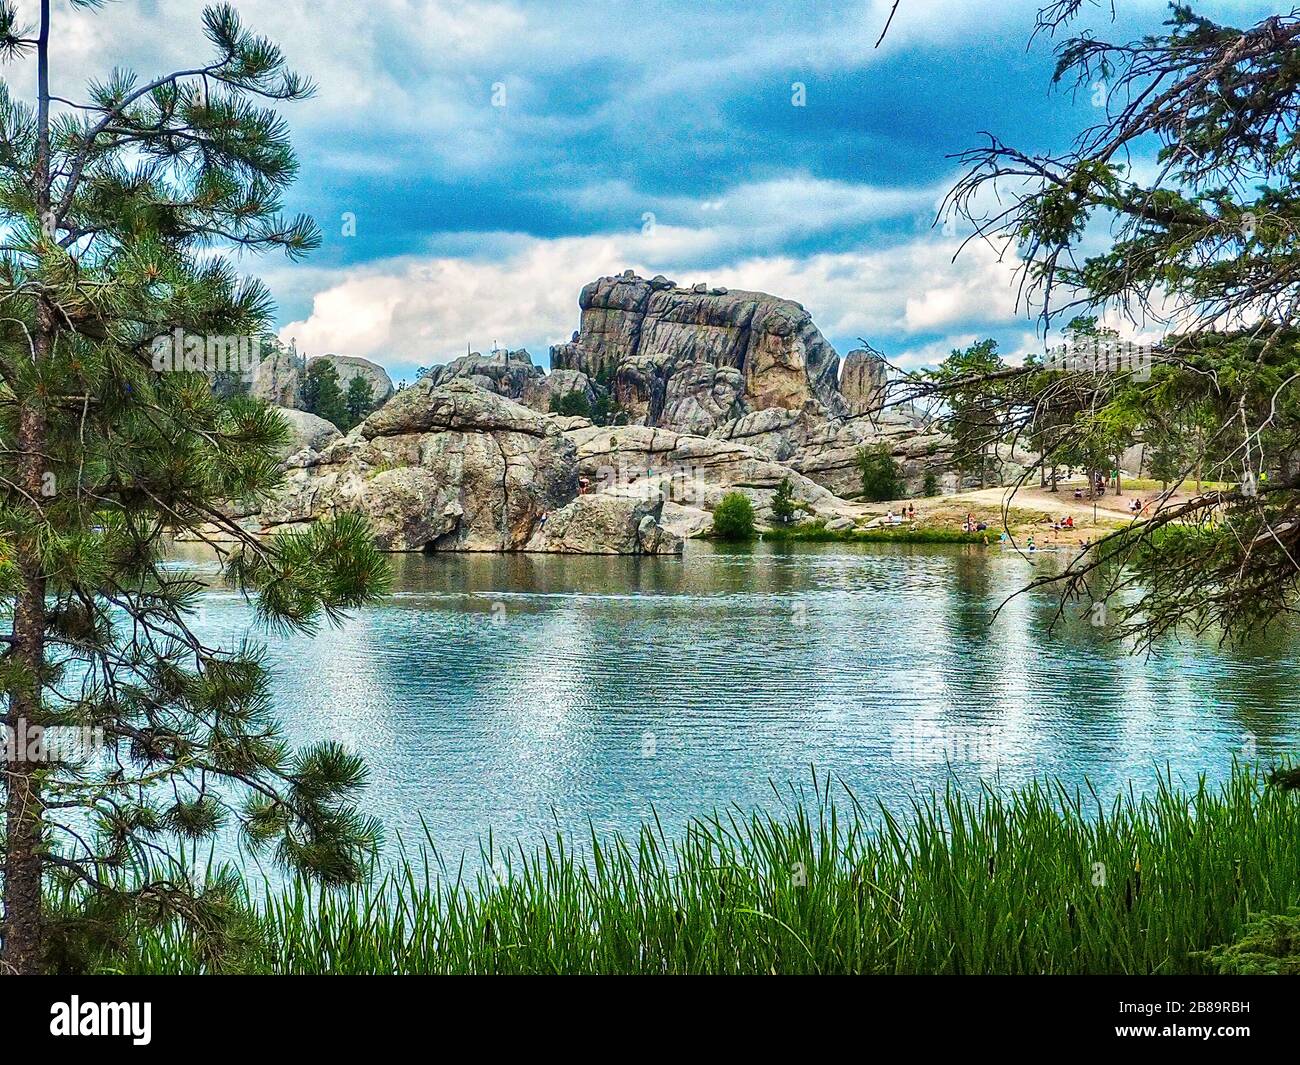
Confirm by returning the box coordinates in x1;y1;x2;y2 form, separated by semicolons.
763;521;987;544
75;765;1300;974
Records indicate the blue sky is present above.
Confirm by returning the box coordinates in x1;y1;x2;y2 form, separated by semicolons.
31;0;1283;382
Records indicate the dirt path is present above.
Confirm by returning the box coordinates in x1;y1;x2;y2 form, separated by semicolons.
851;475;1195;546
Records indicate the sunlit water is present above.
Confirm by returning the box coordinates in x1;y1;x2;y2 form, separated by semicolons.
174;541;1300;862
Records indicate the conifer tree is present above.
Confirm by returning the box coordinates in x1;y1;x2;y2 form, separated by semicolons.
344;374;375;430
0;1;388;974
302;358;347;430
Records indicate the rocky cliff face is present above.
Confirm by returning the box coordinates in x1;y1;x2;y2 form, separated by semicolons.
550;271;847;431
544;272;950;497
561;422;861;538
259;380;681;555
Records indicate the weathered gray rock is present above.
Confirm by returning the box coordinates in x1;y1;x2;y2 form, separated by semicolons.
520;367;596;414
840;348;888;416
550;273;847;434
422;349;542;399
251;346;303;407
275;407;341;458
711;404;945;500
562;422;859;534
316;354;393;404
260;380;678;554
530;492;682;554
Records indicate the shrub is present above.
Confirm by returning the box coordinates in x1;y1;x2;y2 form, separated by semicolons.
549;389;592;418
711;492;756;540
923;470;939;496
857;443;903;501
1200;910;1300;975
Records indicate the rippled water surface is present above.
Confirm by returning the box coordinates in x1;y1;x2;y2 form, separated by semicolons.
180;541;1300;860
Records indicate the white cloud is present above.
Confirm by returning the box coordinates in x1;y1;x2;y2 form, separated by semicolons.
279;223;1031;372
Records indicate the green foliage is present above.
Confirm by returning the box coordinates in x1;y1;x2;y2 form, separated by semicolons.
549;388;592;418
0;1;389;972
302;359;348;430
62;765;1300;975
930;338;1006;488
710;492;756;540
344;374;375;428
1200;910;1300;975
769;476;798;525
764;521;982;544
922;470;939;496
857;442;903;501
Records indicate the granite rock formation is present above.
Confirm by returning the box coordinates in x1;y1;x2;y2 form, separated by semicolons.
259;380;681;554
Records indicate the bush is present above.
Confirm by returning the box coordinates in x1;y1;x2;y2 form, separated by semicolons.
1200;910;1300;975
857;443;903;501
922;470;939;496
549;389;592;418
711;492;756;540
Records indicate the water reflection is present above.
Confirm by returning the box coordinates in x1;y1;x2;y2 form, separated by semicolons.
172;540;1300;861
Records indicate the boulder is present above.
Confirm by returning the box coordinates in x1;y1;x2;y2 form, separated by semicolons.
275;407;341;458
520;367;596;414
840;348;888;415
530;492;682;554
315;354;394;403
422;349;541;400
260;380;678;554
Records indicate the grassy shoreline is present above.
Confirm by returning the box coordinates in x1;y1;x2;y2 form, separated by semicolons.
75;765;1300;974
759;522;988;544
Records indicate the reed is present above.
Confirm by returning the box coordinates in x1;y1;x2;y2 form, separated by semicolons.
80;765;1300;974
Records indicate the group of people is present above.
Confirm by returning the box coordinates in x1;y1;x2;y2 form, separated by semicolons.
884;504;917;525
1127;496;1151;516
1050;515;1075;532
962;512;988;533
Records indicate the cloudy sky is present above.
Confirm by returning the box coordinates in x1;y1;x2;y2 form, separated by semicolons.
25;0;1280;381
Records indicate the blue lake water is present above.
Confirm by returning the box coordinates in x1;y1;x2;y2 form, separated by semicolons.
179;541;1300;862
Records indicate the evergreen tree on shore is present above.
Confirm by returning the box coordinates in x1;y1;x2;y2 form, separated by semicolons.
0;2;388;974
908;2;1300;665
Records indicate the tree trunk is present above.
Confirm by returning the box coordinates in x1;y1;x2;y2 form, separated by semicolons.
3;398;49;975
3;0;51;976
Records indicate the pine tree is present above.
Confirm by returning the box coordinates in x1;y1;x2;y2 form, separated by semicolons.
0;2;389;974
770;476;798;525
302;359;348;430
857;443;903;502
344;374;375;429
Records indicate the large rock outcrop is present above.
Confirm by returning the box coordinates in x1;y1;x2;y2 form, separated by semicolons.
544;272;952;497
562;423;860;538
322;354;394;404
550;272;847;432
420;349;541;400
259;380;680;554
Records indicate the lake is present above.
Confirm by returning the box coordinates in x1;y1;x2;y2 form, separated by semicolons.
178;541;1300;862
